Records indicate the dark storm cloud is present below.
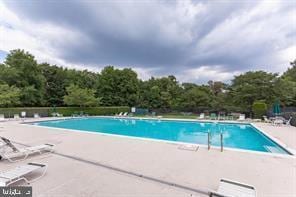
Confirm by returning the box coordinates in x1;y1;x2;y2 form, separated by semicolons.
3;0;296;82
6;0;191;66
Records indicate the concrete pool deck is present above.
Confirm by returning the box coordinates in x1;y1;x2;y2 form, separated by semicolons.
0;117;295;196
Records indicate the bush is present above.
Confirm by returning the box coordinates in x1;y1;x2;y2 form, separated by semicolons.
252;101;267;119
0;106;130;118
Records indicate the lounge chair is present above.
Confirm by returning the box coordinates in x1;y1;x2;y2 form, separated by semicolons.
209;179;256;197
285;117;292;126
14;114;20;120
122;112;128;117
52;112;63;117
263;116;271;123
218;114;226;120
0;163;47;186
117;112;123;116
34;113;40;118
198;113;205;119
21;111;26;118
210;113;217;120
0;114;5;122
273;118;284;126
238;114;246;121
0;137;54;162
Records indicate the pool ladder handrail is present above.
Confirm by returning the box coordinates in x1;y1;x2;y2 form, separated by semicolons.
207;130;224;152
207;131;211;150
220;132;223;152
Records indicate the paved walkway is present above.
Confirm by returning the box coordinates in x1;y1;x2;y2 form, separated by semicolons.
0;118;295;197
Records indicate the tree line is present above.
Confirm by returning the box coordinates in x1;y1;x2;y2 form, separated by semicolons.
0;49;295;114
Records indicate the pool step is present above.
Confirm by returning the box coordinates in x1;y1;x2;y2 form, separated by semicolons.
264;146;281;154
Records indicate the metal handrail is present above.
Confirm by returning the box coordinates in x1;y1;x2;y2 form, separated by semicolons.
207;130;211;150
220;132;223;152
208;130;223;152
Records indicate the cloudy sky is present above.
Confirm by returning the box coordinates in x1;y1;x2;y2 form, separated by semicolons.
0;0;295;83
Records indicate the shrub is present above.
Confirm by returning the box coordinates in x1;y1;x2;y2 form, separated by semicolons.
252;101;267;119
0;106;130;118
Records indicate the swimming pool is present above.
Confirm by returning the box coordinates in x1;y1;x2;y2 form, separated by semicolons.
34;117;291;155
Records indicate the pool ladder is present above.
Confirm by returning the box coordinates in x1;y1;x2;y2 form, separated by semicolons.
207;130;223;152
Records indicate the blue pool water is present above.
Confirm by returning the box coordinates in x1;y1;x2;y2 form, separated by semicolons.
34;117;290;155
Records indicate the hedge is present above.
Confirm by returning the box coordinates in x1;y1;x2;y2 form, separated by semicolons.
0;106;130;118
252;101;267;119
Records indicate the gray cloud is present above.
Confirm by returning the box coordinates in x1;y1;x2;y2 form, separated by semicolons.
2;0;296;83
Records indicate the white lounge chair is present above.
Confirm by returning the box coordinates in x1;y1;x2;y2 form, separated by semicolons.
122;112;128;117
52;112;63;117
0;114;5;122
210;179;256;197
238;114;245;121
273;118;284;126
34;113;40;118
0;163;47;186
117;112;123;116
285;117;292;126
14;114;20;120
263;116;271;123
198;113;205;119
0;137;54;162
21;111;26;118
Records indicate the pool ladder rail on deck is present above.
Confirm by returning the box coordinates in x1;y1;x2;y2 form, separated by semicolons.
207;130;224;152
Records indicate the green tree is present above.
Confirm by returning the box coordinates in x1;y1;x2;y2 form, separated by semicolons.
97;66;139;106
230;71;278;111
65;69;97;89
273;60;296;107
3;49;46;106
282;60;296;82
20;86;41;106
0;83;21;107
208;80;226;96
138;76;182;110
149;85;161;109
40;63;67;106
1;48;295;113
64;84;100;107
274;78;296;107
180;86;213;111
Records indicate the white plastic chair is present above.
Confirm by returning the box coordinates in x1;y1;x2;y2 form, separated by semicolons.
238;114;246;121
34;113;40;118
198;113;205;119
13;114;20;120
0;114;5;122
21;112;26;118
